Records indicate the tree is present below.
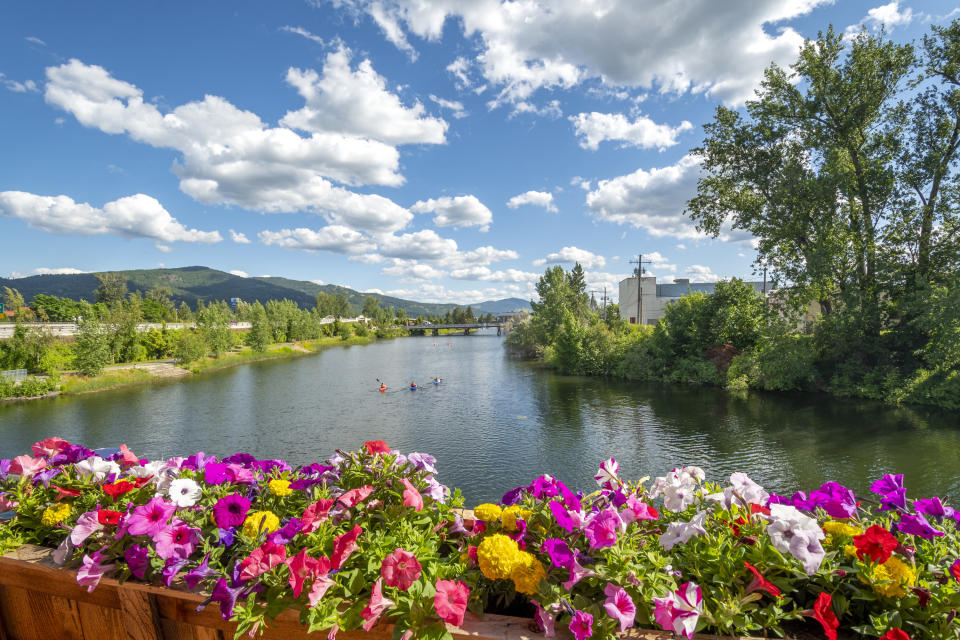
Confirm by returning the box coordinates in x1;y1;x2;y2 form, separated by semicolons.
2;287;25;315
197;305;232;358
362;296;381;319
530;264;590;346
74;317;111;376
245;302;271;352
94;273;127;305
172;329;207;364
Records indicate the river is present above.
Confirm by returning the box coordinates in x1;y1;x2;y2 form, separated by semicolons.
1;332;958;504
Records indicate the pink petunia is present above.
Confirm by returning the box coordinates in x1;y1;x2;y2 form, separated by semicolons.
117;444;140;466
301;499;335;533
154;519;200;560
70;511;105;546
434;579;469;627
307;566;335;607
361;578;395;631
239;540;288;582
10;455;47;479
286;548;321;598
603;583;636;632
126;497;175;538
401;478;424;510
653;582;703;639
562;555;596;591
569;610;594;640
550;500;585;533
338;485;374;508
77;549;115;593
532;600;556;638
584;508;622;549
31;437;71;458
331;524;363;569
381;548;422;590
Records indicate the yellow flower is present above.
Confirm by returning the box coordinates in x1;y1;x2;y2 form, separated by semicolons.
473;503;502;522
867;557;917;598
501;505;521;531
509;551;546;595
268;479;292;497
41;503;71;526
822;521;861;537
477;533;521;580
844;545;858;559
243;510;280;537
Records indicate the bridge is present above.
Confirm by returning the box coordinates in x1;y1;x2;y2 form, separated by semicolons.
398;322;504;336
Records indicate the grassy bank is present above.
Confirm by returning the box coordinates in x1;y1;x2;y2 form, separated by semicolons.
59;369;155;395
185;334;379;374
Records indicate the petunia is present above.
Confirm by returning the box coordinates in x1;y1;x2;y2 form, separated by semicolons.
407;452;437;473
0;493;19;512
204;462;230;485
897;513;945;539
707;472;769;510
161;557;188;587
802;593;838;640
621;496;658;524
501;485;527;506
31;467;61;487
117;444;139;467
951;559;960;583
218;527;236;546
550;500;585;533
853;525;898;564
300;499;335;533
562;553;597;591
286;548;321;598
880;630;912;640
77;549;115;593
381;548;422;590
10;454;47;479
32;437;71;458
568;610;594;640
743;561;781;597
541;538;574;569
766;504;826;574
307;568;335;607
239;540;288;582
126;497;175;537
0;459;10;481
424;477;448;503
364;440;391;455
210;576;246;620
213;494;251;529
74;456;120;482
401;478;424;510
913;497;954;520
653;582;702;639
222;452;256;466
532;600;556;638
125;545;150;579
603;583;636;632
659;511;707;551
594;458;619;490
184;554;218;590
70;510;105;545
331;524;363;569
52;485;82;501
338;485;374;508
180;451;214;472
361;578;395;631
268;517;302;546
102;480;136;501
252;459;291;474
154;520;201;560
97;509;123;526
167;478;202;508
434;579;469;627
584;508;622;549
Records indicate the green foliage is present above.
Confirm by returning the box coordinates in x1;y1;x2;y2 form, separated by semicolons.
245;302;272;352
73;317;112;377
38;342;74;376
0;375;57;398
172;329;207;364
727;330;819;392
197;304;233;358
139;328;170;360
94;272;127;305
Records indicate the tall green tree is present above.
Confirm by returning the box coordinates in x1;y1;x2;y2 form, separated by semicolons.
74;317;111;376
245;302;271;352
197;305;232;358
94;273;127;305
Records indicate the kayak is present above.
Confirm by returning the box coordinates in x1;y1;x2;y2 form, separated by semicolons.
379;386;387;392
410;385;417;390
432;380;440;385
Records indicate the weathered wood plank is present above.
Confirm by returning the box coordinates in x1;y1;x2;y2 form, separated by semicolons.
77;600;126;640
0;586;43;640
118;589;162;640
159;618;222;640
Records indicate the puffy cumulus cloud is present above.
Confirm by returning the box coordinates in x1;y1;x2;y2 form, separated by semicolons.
506;190;557;213
43;59;414;234
348;253;385;264
684;265;720;282
0;191;221;244
536;246;606;270
257;225;377;254
570;112;693;151
229;270;250;278
10;267;88;278
229;229;251;244
381;259;446;282
382;282;531;304
449;266;539;283
410;195;493;231
378;229;458;260
586;154;704;239
453;245;518;267
847;1;916;35
280;45;447;145
583;270;631;300
339;0;831;107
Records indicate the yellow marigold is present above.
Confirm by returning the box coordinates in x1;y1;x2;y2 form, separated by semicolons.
867;557;917;598
243;510;280;537
844;545;858;559
473;503;503;522
477;533;521;580
509;551;546;595
501;505;521;531
41;503;71;526
268;479;292;497
823;521;861;537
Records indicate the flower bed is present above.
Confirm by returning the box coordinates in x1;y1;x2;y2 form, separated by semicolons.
0;439;958;640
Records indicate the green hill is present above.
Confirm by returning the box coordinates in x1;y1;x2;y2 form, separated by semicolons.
1;267;530;316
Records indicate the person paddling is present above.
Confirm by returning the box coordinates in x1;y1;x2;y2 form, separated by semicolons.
379;382;387;392
410;381;417;390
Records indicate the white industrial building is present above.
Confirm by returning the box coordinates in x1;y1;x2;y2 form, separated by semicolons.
618;276;767;325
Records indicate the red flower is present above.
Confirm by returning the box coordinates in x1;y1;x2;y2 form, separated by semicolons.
102;480;135;501
301;499;335;534
52;485;82;501
810;593;839;640
749;503;771;516
364;440;391;455
853;525;898;564
951;559;960;583
880;629;912;640
743;561;781;597
331;525;363;569
131;476;152;488
97;509;123;526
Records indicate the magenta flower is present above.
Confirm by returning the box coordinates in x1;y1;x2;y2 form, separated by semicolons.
568;610;594;640
127;497;175;537
381;548;422;590
286;548;323;598
301;498;335;533
161;557;188;587
77;549;115;593
184;554;217;590
621;496;659;524
531;474;561;498
951;559;960;583
550;500;585;533
563;554;597;591
541;538;574;569
603;583;636;632
212;494;251;529
338;485;374;508
401;478;424;510
871;474;907;511
913;497;954;520
434;579;469;627
594;458;619;490
361;578;395;631
70;510;105;546
809;482;858;519
204;462;230;485
584;508;622;549
898;513;945;539
532;600;556;637
124;545;149;579
154;520;200;560
653;582;703;639
331;524;363;569
211;576;245;620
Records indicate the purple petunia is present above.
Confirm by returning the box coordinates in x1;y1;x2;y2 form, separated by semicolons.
212;494;251;529
184;554;218;590
125;545;150;580
542;538;574;569
267;518;302;545
897;513;945;539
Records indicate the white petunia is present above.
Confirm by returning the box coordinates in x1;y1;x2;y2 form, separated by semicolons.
74;456;120;482
659;511;707;551
765;504;825;575
706;472;769;509
168;478;202;508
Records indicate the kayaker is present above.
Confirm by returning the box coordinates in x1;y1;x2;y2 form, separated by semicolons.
410;381;417;390
379;383;387;392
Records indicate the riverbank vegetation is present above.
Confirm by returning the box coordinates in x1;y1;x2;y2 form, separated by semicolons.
2;438;958;639
508;23;960;411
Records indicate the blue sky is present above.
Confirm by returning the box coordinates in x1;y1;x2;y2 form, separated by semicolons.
1;0;955;304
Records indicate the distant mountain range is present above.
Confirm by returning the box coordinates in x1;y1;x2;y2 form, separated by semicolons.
0;266;531;316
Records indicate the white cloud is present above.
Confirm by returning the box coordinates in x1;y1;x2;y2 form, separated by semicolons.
684;265;720;282
258;225;377;254
44;58;414;234
154;243;172;253
1;73;38;93
229;270;250;278
0;191;221;244
311;279;325;285
280;45;447;145
506;190;557;213
381;259;446;282
25;36;46;46
229;229;251;244
538;246;606;270
453;246;518;267
570;112;693;151
10;267;88;278
343;0;831;108
348;253;385;264
429;94;467;119
449;266;539;283
279;25;325;45
382;282;530;304
411;195;492;230
379;229;458;260
570;176;592;191
676;243;687;250
846;1;916;35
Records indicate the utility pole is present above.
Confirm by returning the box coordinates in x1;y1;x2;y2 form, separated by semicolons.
602;286;607;321
629;254;652;325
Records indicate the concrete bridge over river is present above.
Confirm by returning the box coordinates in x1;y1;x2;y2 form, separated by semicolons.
398;322;504;336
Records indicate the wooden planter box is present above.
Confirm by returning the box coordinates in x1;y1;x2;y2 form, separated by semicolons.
0;546;748;640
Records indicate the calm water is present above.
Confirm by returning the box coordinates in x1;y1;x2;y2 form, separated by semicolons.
1;333;958;503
